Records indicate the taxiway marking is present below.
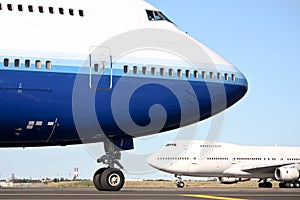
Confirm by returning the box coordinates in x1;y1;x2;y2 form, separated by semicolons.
183;194;246;200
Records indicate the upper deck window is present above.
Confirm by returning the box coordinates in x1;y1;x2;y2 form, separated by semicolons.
79;9;84;17
146;10;174;24
38;6;44;13
59;7;64;15
49;7;54;14
28;5;34;12
18;4;23;12
69;8;74;16
7;4;13;11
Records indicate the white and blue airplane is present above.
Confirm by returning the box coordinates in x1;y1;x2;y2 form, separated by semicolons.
0;0;247;191
148;140;300;188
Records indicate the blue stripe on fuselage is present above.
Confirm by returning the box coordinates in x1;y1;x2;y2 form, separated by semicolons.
0;63;247;147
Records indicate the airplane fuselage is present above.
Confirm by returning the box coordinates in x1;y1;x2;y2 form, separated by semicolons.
0;0;247;148
148;140;300;181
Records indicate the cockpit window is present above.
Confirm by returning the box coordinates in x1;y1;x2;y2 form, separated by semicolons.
146;10;174;24
146;10;155;21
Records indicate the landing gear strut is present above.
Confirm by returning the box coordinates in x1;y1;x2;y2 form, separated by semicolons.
175;175;185;188
93;142;125;191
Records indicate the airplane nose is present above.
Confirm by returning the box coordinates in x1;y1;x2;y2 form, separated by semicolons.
147;153;159;169
226;72;248;108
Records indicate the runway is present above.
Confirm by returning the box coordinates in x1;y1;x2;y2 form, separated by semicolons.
0;188;300;200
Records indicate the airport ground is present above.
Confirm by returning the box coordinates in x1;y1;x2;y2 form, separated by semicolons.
0;181;299;200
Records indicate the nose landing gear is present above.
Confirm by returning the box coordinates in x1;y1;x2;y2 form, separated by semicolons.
93;142;126;191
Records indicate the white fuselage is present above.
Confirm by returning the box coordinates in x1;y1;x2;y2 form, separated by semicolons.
148;140;300;180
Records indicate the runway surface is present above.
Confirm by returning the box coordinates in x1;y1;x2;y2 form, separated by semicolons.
0;188;299;200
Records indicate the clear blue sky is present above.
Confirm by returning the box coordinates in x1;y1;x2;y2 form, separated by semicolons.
0;0;300;181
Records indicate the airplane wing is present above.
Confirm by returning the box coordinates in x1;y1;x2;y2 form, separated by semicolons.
223;163;295;177
241;163;290;174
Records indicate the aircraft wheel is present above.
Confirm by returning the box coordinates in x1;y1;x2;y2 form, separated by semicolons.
279;182;286;188
100;168;125;191
289;182;295;188
93;168;108;191
177;181;185;188
266;182;272;188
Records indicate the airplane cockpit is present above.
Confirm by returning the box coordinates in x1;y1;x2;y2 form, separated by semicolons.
146;9;174;24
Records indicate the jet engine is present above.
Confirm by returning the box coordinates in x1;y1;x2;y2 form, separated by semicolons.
218;177;250;184
218;177;240;184
275;167;300;181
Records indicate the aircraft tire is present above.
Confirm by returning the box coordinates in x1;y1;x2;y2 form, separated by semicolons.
93;168;108;191
279;182;286;188
177;181;185;188
100;168;125;191
289;182;295;188
266;182;272;188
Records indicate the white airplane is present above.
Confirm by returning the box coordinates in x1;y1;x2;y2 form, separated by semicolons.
0;0;248;191
148;140;300;188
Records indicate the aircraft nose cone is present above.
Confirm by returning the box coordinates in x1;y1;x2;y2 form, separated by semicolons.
147;153;159;169
225;72;248;109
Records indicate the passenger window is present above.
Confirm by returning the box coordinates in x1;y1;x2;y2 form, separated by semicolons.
49;7;54;14
151;67;156;76
69;9;74;16
217;72;222;80
0;3;2;10
28;5;34;12
14;59;20;68
46;61;52;69
186;70;190;78
79;10;84;17
202;71;206;79
133;66;138;74
18;4;23;11
169;68;174;77
232;74;236;82
38;6;44;13
142;66;147;75
177;69;182;77
7;4;13;11
25;60;31;68
160;68;165;76
210;72;214;80
35;60;42;69
225;73;229;81
194;70;199;78
4;58;9;67
123;65;129;74
59;8;64;15
94;63;99;72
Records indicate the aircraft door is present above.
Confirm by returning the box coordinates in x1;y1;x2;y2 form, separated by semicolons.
89;46;113;90
189;151;199;173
